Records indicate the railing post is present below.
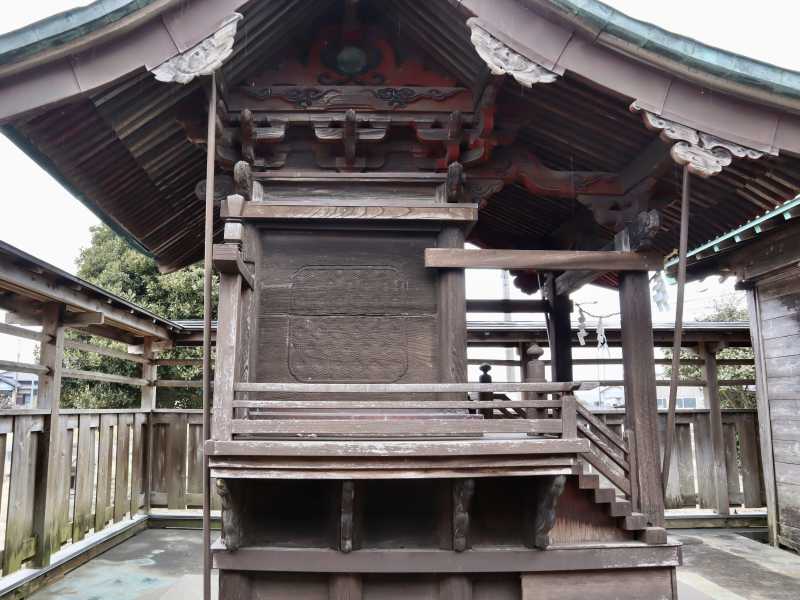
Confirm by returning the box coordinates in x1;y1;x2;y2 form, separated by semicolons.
478;364;493;418
141;337;157;411
524;343;545;418
561;395;577;439
32;303;65;567
701;342;730;515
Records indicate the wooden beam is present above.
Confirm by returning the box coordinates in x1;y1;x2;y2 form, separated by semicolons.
425;249;658;271
543;275;573;382
233;382;597;393
64;339;148;364
0;261;172;339
0;359;49;376
63;311;104;328
555;210;661;295
212;244;254;290
466;299;549;313
62;369;148;387
0;322;46;342
225;199;478;222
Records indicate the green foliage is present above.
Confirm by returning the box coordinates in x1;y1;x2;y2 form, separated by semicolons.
663;297;755;409
62;225;215;409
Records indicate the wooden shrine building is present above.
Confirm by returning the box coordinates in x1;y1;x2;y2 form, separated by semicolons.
671;198;800;554
2;1;800;599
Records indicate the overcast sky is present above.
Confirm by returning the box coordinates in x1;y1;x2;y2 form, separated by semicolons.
0;0;794;364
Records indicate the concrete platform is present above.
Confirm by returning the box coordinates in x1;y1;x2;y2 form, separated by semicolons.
26;528;800;599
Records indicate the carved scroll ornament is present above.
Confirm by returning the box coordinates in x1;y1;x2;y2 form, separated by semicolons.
152;13;243;84
467;18;558;87
630;102;770;177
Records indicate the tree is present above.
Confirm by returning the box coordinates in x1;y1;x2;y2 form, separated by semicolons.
61;225;216;408
663;296;756;409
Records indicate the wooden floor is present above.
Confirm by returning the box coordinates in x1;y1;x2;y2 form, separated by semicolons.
24;528;800;600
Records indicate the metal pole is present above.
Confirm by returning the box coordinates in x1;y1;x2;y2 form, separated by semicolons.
202;72;217;600
662;165;691;493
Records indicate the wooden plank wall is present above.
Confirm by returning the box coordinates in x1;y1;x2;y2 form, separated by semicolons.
751;272;800;551
0;410;149;577
595;410;764;511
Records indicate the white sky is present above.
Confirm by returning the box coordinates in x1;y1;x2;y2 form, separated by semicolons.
0;0;787;363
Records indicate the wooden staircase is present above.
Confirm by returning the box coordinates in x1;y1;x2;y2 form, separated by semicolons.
575;459;667;545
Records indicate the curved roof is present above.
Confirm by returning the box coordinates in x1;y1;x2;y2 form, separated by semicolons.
1;0;800;272
534;0;800;108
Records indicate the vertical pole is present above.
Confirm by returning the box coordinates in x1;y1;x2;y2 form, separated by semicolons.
544;275;572;382
619;272;665;527
438;226;467;401
141;337;157;410
202;73;218;600
32;303;65;567
701;342;730;514
662;166;691;492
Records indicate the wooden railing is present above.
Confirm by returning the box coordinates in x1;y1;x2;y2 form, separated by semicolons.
224;382;588;439
592;409;765;511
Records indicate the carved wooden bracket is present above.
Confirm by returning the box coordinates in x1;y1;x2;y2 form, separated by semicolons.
453;478;475;552
340;481;356;553
630;102;774;177
152;14;242;84
216;478;244;552
529;475;566;549
467;18;559;87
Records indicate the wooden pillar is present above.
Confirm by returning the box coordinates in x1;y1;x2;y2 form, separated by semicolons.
438;226;467;399
32;303;66;567
141;337;157;410
544;275;572;382
746;288;779;545
701;343;730;515
619;272;665;527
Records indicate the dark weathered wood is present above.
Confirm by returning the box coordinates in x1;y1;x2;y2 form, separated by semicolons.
213;273;243;441
339;481;356;553
130;413;147;516
113;413;132;522
437;226;467;405
211;543;681;572
530;475;567;549
425;249;659;270
439;576;472;600
233;382;594;393
94;414;115;533
166;412;188;510
693;413;716;509
231;399;563;410
213;243;254;289
4;416;40;574
522;568;675;600
452;478;475;552
619;271;664;527
216;479;243;552
738;413;764;507
72;415;96;542
701;344;729;514
466;299;549;313
232;201;478;221
748;288;779;543
208;438;589;457
329;575;362;600
230;418;563;436
32;304;65;567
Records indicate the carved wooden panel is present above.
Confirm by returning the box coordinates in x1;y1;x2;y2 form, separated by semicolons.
253;228;438;389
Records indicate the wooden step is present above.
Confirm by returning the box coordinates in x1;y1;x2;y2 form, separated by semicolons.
578;473;600;490
622;513;647;531
609;500;632;517
637;527;668;545
594;487;615;504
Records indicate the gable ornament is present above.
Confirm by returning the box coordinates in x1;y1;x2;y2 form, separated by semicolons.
467;18;558;87
152;13;243;84
630;101;772;177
